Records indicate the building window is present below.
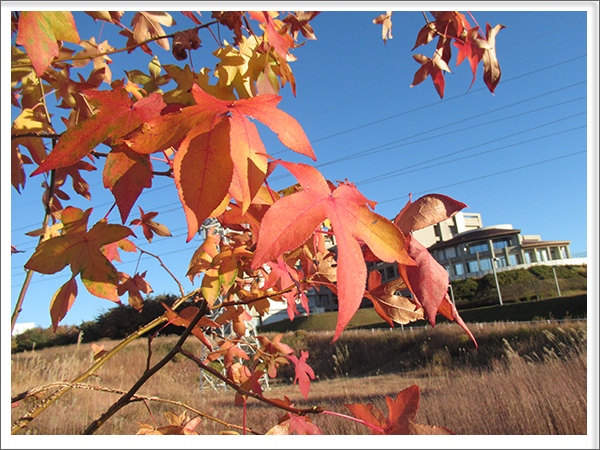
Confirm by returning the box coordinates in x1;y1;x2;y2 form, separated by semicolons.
537;249;548;261
561;247;568;259
468;242;488;254
454;263;464;275
468;261;480;273
524;252;532;264
445;246;456;258
492;238;512;250
480;258;492;271
509;254;520;266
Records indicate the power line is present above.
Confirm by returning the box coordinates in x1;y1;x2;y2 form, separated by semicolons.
313;95;586;170
356;124;586;186
378;150;587;205
271;54;586;152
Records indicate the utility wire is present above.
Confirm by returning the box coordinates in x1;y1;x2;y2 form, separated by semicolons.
271;54;586;151
378;150;587;205
356;124;586;186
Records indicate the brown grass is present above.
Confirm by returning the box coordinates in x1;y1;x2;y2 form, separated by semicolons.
11;321;587;435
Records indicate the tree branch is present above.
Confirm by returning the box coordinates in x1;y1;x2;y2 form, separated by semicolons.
178;348;324;417
11;288;203;434
81;300;209;434
11;21;221;70
12;381;260;434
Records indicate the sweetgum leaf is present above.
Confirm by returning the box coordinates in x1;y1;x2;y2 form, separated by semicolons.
252;161;414;341
287;350;315;400
482;23;506;94
49;277;78;331
346;385;455;435
25;207;132;303
32;89;164;175
393;193;467;235
16;11;80;76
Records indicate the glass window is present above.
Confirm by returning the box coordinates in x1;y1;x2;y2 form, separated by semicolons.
454;263;464;275
480;258;492;271
468;242;488;254
445;247;456;258
468;261;480;273
509;254;519;266
537;249;548;261
495;256;507;268
492;238;512;250
524;252;532;264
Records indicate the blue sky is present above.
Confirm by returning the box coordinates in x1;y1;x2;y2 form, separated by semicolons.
5;6;595;330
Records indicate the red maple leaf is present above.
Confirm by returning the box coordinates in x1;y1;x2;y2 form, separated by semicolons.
124;84;314;241
32;88;165;175
345;385;455;435
287;350;315;400
252;161;415;340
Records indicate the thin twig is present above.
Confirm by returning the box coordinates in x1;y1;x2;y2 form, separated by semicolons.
137;248;185;297
12;381;259;434
81;300;209;434
11;288;202;434
11;21;220;70
178;348;324;417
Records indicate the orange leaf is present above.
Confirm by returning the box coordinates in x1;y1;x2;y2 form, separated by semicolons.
174;117;234;241
49;277;78;331
365;270;424;327
393;193;467;235
103;144;153;223
24;207;133;302
32;89;164;175
346;385;455;435
117;271;153;311
130;207;171;243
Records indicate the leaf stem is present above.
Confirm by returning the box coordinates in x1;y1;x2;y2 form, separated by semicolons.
138;248;185;297
320;410;385;433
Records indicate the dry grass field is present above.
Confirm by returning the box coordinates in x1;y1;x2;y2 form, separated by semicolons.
10;320;587;435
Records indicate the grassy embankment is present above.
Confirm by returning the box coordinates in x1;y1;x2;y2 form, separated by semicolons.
257;293;587;333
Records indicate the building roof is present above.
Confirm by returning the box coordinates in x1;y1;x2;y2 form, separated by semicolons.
521;239;571;248
427;228;521;250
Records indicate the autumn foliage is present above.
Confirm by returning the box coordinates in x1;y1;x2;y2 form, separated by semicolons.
10;10;504;435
